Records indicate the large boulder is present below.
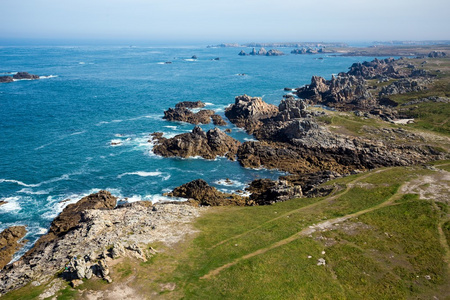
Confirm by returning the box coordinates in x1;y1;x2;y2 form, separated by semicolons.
12;72;39;80
266;49;284;56
225;95;279;133
247;179;302;205
0;226;27;269
166;179;247;206
152;126;240;160
175;101;206;109
0;76;14;83
296;74;376;110
163;108;215;124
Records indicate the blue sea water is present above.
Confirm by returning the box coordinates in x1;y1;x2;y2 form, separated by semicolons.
0;44;385;257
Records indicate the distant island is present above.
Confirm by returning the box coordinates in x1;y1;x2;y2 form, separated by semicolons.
207;42;349;48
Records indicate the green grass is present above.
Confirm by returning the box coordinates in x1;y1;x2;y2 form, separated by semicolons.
4;165;449;299
162;165;449;299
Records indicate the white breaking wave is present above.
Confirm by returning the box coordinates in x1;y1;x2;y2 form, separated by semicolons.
40;75;58;79
213;179;245;188
17;188;52;195
164;125;177;130
0;174;70;188
117;171;162;178
0;196;22;213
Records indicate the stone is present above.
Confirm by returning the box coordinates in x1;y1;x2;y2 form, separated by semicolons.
238;50;247;56
152;126;241;160
247;179;302;205
0;226;27;269
266;49;284;56
163;107;215;124
25;191;117;258
428;51;446;58
317;258;326;266
211;114;227;126
225;95;279;134
166;179;248;206
111;242;126;259
12;72;39;80
71;279;83;288
0;76;14;83
175;101;206;109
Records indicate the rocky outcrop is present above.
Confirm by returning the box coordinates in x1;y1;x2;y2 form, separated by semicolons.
225;95;279;134
266;49;284;56
0;76;14;83
379;78;432;96
152;126;240;160
12;72;39;80
0;199;202;295
211;114;227;126
163;108;216;124
296;74;376;110
246;179;302;205
166;179;248;206
26;191;117;257
238;48;284;56
175;101;206;109
347;58;409;79
0;226;27;269
163;101;224;125
428;51;446;58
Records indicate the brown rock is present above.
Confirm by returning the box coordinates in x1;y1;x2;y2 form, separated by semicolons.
12;72;39;80
211;114;227;126
152;126;240;160
175;101;206;109
0;76;14;83
0;226;27;269
163;108;215;125
247;179;302;205
26;191;117;257
166;179;248;206
225;95;279;134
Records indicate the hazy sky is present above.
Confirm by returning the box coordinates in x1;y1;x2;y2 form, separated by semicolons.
2;0;449;43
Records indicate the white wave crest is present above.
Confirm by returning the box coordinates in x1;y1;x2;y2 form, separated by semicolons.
17;188;51;195
0;196;22;213
117;171;162;178
0;174;70;188
40;75;58;79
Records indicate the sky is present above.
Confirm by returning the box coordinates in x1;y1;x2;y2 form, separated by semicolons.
1;0;449;44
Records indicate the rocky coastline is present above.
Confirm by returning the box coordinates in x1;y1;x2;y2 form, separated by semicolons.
1;52;449;296
0;72;40;83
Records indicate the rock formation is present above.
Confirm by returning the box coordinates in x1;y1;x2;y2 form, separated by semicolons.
163;101;225;125
295;74;376;110
225;94;279;134
428;51;446;58
246;179;302;205
175;101;206;109
266;49;284;56
0;76;14;83
0;197;202;295
12;72;39;80
166;179;248;206
0;226;27;269
379;78;432;96
152;126;240;160
26;191;117;257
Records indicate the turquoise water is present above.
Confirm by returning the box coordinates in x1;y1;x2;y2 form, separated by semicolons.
0;45;383;255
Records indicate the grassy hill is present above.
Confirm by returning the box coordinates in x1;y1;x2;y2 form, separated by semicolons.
7;162;448;299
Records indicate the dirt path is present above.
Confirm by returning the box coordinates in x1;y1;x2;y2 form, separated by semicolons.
208;168;392;250
202;169;400;280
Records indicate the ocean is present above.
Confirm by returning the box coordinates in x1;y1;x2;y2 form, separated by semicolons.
0;44;383;258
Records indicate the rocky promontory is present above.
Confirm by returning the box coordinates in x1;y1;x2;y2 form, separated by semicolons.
0;191;203;296
151;126;241;160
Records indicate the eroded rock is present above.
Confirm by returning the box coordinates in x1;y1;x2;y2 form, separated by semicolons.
152;126;240;160
0;226;27;269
